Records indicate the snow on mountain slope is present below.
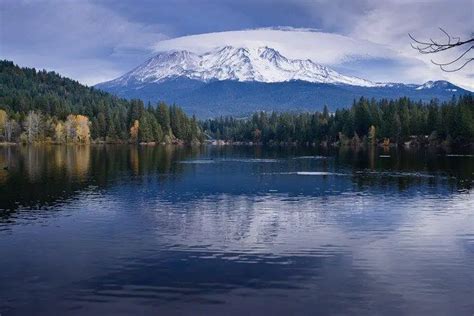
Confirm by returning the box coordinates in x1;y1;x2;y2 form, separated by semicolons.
104;46;377;87
415;80;458;91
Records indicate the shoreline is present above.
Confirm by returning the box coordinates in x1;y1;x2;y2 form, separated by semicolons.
1;141;473;151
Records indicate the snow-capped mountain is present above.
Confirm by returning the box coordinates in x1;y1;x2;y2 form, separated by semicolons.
96;45;471;118
415;80;459;92
103;46;377;87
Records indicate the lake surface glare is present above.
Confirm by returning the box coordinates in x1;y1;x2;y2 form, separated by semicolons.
0;145;473;315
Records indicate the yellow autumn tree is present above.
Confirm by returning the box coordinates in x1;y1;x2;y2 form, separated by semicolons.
368;125;376;145
0;109;7;135
76;115;90;143
65;114;90;143
55;121;65;143
130;120;139;142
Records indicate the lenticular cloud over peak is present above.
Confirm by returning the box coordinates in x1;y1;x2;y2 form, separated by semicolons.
152;28;395;66
150;28;427;85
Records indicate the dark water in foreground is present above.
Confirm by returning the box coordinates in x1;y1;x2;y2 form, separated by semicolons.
0;145;473;315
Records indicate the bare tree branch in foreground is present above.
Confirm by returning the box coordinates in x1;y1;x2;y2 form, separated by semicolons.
409;28;473;72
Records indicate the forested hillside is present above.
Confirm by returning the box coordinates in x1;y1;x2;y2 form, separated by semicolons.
0;60;202;144
202;96;474;146
1;60;473;147
97;77;472;118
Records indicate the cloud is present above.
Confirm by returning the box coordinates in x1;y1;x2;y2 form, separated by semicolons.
152;28;393;64
0;0;168;85
252;0;473;89
0;0;471;88
345;0;474;89
151;28;436;84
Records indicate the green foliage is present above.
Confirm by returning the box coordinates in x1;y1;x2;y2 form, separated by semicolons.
202;96;474;145
0;60;202;143
1;60;471;146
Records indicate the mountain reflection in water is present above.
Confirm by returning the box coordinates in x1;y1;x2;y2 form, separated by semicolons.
0;145;473;315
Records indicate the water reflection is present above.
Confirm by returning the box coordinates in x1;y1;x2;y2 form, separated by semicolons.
0;145;473;315
1;144;472;215
0;145;198;214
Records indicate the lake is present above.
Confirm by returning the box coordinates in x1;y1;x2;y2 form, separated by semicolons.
0;145;473;315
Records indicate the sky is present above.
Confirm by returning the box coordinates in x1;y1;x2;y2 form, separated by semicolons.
0;0;472;89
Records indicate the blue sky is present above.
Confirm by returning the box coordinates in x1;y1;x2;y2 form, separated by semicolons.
0;0;472;89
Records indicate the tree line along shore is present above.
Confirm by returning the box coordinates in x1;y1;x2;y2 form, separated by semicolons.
1;60;473;147
202;95;473;148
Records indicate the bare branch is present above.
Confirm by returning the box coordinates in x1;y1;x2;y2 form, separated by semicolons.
438;58;474;72
409;28;474;72
431;46;473;66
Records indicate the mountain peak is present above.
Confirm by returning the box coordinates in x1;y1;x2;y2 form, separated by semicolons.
258;46;279;58
102;46;378;87
416;80;458;91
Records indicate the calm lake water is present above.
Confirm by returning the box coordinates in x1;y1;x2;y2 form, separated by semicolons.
0;145;473;315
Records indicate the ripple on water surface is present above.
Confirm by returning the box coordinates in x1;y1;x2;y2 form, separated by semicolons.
0;145;473;315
